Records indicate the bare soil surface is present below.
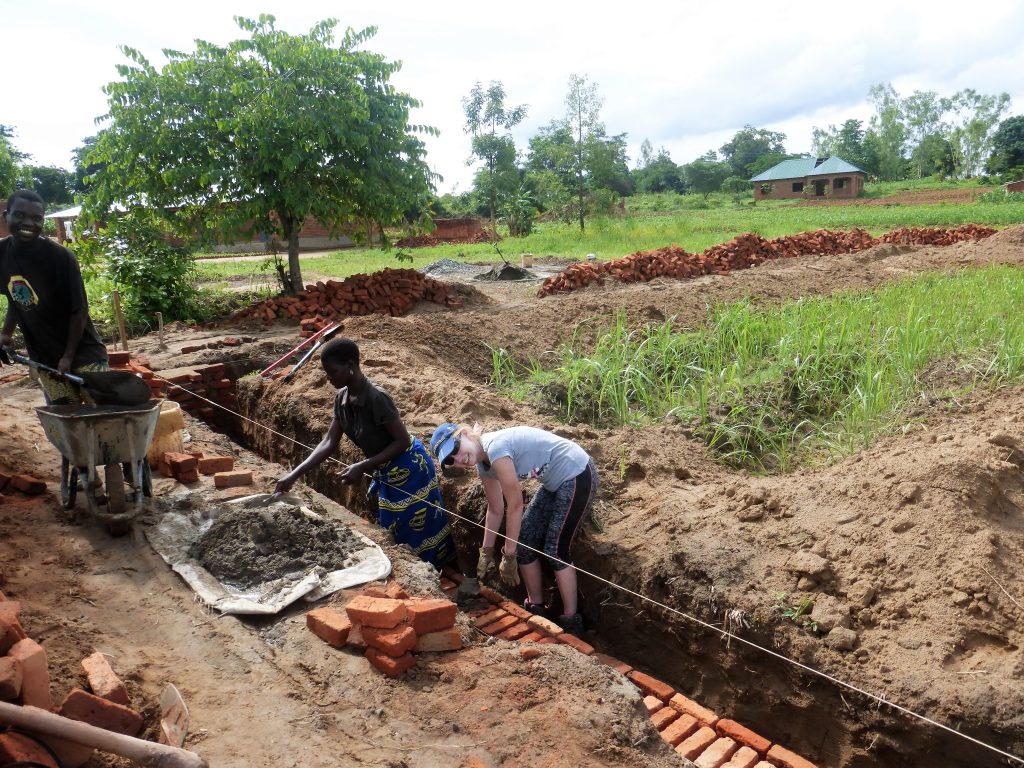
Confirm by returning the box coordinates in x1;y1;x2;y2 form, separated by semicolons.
3;226;1024;767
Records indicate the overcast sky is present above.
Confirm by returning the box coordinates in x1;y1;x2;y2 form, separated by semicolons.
8;0;1024;194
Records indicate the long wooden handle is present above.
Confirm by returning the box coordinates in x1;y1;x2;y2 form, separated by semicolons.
0;702;208;768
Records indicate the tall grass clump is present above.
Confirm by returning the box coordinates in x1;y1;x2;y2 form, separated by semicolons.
493;264;1024;472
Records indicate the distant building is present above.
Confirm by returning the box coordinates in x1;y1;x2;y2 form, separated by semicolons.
1005;179;1024;193
750;156;866;201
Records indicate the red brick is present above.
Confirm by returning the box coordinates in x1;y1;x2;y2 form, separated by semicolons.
81;652;129;706
536;636;559;644
175;468;200;484
556;633;594;655
0;656;22;700
519;646;542;661
723;746;760;768
695;737;738;768
716;719;771;754
471;608;506;629
517;631;544;643
627;670;675;702
643;695;663;714
164;452;198;474
107;351;131;366
11;474;46;494
478;585;503;603
766;744;818;768
222;338;240;347
346;623;368;650
498;622;532;641
406;599;457;634
414;628;463;652
525;615;561;636
499;601;533;621
180;345;205;354
669;693;719;727
365;647;414;678
362;624;417;657
480;615;520;636
440;566;464;584
0;601;24;633
0;472;10;491
651;706;679;731
661;713;699;747
0;732;59;767
8;638;51;709
345;595;408;628
197;363;225;380
593;653;632;676
0;615;25;654
211;378;233;389
213;470;254;488
306;607;352;647
198;455;234;475
676;726;718;761
58;688;142;736
383;582;410;600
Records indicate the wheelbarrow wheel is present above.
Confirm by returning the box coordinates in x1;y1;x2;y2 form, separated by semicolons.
141;461;153;497
60;457;78;510
104;463;127;516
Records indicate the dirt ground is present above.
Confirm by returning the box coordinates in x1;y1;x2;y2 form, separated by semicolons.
2;227;1024;767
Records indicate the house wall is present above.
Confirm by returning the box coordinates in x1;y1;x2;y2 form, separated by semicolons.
432;218;484;239
754;173;865;201
1006;180;1024;193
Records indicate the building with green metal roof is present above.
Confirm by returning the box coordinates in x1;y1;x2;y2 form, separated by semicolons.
750;156;866;201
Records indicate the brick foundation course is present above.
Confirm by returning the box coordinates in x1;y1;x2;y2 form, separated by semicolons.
716;718;771;754
627;670;675;702
677;726;719;761
695;737;738;768
723;746;760;768
766;744;819;768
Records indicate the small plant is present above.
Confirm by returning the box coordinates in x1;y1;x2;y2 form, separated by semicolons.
394;250;414;264
774;591;819;633
618;445;627;481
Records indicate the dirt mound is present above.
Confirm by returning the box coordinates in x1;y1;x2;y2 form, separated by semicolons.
474;263;534;281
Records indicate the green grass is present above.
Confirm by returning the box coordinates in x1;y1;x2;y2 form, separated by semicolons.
490;264;1024;473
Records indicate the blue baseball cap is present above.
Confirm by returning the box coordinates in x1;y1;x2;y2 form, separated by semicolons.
430;422;462;465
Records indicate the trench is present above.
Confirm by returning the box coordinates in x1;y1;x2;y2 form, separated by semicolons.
187;352;1016;768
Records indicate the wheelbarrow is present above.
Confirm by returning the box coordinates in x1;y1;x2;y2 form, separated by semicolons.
35;400;163;535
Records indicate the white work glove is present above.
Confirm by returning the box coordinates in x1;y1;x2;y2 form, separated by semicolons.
477;546;496;580
498;552;520;587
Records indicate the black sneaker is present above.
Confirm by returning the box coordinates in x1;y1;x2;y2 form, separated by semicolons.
523;599;551;617
558;613;584;638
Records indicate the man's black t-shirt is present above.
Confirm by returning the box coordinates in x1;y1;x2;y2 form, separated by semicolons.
333;378;402;458
0;236;107;368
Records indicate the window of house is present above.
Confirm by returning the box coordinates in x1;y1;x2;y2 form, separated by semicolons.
834;178;847;189
792;182;804;192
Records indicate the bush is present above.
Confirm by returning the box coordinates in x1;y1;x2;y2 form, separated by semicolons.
75;208;197;332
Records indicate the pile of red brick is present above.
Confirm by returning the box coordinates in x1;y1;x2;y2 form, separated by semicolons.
395;229;499;248
154;450;253;489
307;583;462;678
107;350;165;400
537;225;997;297
156;362;236;424
0;597;147;767
224;268;463;331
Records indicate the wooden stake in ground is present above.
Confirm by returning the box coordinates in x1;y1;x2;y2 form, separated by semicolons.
112;290;129;352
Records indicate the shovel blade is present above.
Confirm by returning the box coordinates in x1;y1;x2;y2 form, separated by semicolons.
158;683;189;748
79;371;152;406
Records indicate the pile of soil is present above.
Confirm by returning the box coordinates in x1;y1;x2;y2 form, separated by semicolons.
474;263;535;281
190;504;366;589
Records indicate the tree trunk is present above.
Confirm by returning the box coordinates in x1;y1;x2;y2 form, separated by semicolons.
283;216;302;294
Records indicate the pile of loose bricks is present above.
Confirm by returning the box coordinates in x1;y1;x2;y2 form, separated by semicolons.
537;225;997;297
222;267;463;332
0;472;47;504
0;596;150;767
311;570;818;768
155;450;253;490
306;580;463;678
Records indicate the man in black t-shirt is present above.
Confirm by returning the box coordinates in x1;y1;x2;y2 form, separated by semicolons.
0;189;108;403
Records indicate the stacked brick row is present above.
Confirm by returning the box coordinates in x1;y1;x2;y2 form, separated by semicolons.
158;363;236;426
306;582;463;678
223;268;463;331
0;596;146;767
107;349;165;399
537;225;997;297
454;570;819;768
395;229;499;248
154;450;253;489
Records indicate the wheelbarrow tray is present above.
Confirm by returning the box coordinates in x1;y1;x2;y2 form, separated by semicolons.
36;401;163;468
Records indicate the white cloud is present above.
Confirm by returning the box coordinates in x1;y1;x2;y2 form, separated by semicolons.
6;0;1024;193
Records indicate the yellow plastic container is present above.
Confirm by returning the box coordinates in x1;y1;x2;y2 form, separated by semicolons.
147;401;185;466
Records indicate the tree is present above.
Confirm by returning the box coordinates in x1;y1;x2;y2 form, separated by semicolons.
565;73;603;231
902;90;945;177
0;125;28;200
84;15;436;294
911;133;955;178
944;88;1010;178
633;146;685;193
811;119;878;176
19;166;74;208
71;135;104;196
986;115;1024;177
866;84;909;181
719;126;786;178
682;152;732;198
463;81;527;231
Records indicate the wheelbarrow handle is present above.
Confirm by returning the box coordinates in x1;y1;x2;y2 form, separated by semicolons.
6;348;85;385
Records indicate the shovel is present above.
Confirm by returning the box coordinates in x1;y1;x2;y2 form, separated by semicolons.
0;701;207;768
283;323;343;382
4;348;152;406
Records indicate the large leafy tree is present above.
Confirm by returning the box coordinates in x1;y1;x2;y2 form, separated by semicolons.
986;115;1024;177
463;81;527;231
565;73;604;231
84;15;436;293
19;166;75;208
683;152;732;197
944;88;1010;178
0;125;28;200
633;144;685;194
811;119;879;176
720;126;787;178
